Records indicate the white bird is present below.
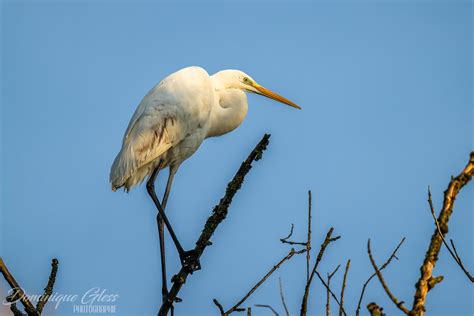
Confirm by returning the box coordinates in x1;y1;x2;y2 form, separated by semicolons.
109;66;300;299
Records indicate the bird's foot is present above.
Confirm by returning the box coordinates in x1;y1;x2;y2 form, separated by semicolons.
180;250;201;273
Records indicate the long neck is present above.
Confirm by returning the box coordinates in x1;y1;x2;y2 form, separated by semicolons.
206;89;248;138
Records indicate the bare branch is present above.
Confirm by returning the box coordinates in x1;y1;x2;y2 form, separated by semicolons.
412;152;474;316
449;240;473;281
315;271;346;316
325;265;341;316
254;304;279;316
306;191;312;282
0;258;38;316
213;299;225;315
36;259;59;314
220;248;306;315
339;260;350;316
278;278;290;316
325;276;330;316
427;186;473;282
367;239;410;314
280;224;306;246
0;258;59;316
300;228;341;316
281;224;295;241
159;134;271;316
356;238;405;316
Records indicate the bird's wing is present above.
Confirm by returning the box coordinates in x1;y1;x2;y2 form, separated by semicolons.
110;66;214;189
110;101;186;189
122;66;210;146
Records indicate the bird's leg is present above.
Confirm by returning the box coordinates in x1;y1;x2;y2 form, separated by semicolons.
146;166;201;273
156;166;176;303
147;166;185;254
162;167;201;273
164;167;200;272
145;165;169;302
157;206;167;300
157;216;168;302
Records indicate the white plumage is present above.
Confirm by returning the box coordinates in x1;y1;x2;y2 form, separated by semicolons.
110;66;300;192
109;65;300;290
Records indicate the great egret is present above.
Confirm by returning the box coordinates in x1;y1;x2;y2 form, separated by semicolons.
110;66;300;299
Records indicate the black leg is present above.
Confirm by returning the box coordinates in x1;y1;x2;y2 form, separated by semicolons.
144;164;169;303
156;166;177;302
146;165;200;273
157;214;167;302
147;166;185;255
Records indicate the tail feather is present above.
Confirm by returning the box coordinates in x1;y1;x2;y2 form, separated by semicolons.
110;146;157;192
110;145;135;191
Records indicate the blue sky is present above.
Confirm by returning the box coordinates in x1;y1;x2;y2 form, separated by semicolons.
1;1;472;316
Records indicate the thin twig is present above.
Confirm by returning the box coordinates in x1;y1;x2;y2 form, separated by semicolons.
325;275;330;316
367;239;410;314
254;304;279;316
278;278;290;316
159;134;271;316
449;240;473;281
339;259;350;316
325;265;341;316
356;238;405;316
306;191;312;282
280;224;307;246
280;224;295;241
427;186;473;282
315;271;346;316
300;228;341;316
412;152;474;316
213;299;225;315
217;248;306;315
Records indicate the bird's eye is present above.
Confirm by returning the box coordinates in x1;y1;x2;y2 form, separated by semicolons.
243;77;250;84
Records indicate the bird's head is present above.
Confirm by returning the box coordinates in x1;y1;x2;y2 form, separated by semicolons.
212;69;301;109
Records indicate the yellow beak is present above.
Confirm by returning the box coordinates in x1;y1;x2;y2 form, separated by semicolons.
253;84;301;110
